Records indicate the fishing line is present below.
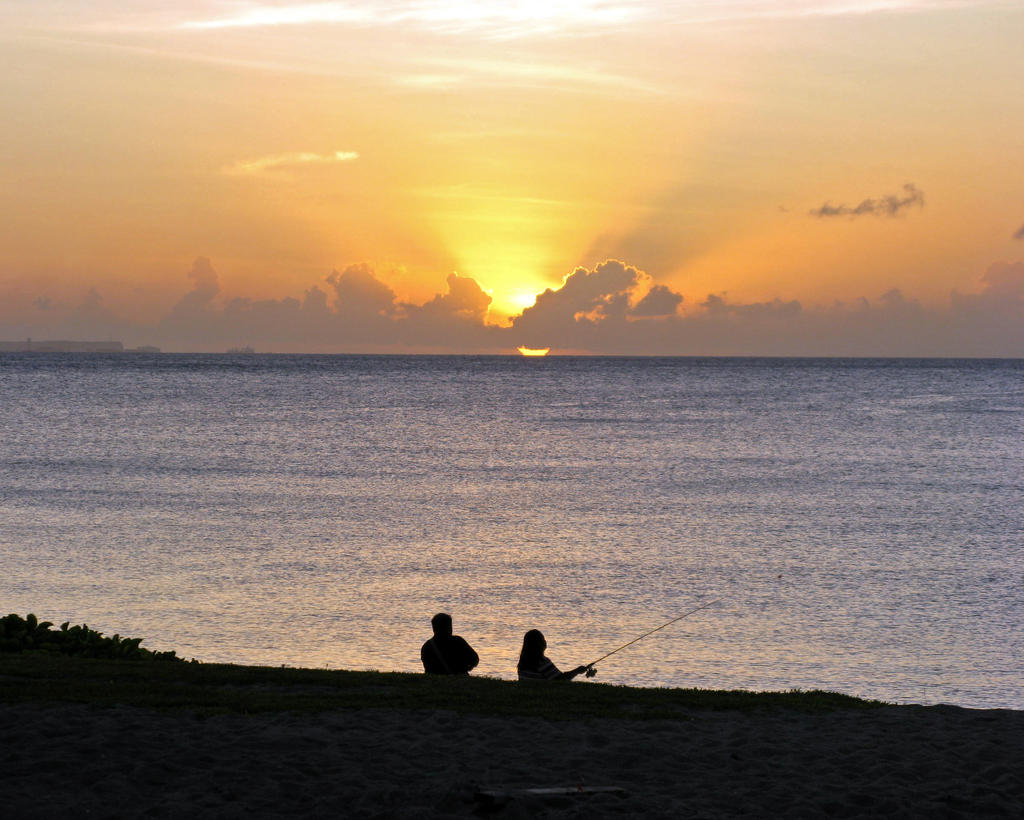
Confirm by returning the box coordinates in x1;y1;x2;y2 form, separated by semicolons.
585;598;720;669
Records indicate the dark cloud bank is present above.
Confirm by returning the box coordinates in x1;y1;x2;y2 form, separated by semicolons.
5;257;1024;357
809;183;925;219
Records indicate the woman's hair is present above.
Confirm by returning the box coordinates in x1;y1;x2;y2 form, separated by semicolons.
517;629;547;670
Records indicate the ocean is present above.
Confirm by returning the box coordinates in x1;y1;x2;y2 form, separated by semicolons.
1;354;1021;708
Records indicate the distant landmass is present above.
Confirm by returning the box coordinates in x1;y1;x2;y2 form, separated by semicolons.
0;340;161;353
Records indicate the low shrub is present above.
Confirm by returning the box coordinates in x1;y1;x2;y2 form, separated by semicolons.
0;613;180;661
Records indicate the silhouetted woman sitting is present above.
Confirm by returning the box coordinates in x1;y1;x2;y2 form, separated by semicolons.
517;629;595;681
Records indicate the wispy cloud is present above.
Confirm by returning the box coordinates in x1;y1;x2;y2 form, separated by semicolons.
675;0;998;25
8;1;1005;39
809;183;924;218
1014;223;1024;240
396;56;663;95
171;1;998;36
223;150;359;177
179;3;369;30
178;1;642;37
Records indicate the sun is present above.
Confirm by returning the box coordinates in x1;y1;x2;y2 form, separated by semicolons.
484;286;543;325
504;288;541;313
517;346;550;357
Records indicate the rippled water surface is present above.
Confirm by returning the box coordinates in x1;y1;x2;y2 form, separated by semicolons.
2;354;1022;707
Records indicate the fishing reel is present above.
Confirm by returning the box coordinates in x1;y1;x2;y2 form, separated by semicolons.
584;665;597;678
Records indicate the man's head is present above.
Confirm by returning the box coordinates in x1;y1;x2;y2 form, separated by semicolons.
431;612;453;638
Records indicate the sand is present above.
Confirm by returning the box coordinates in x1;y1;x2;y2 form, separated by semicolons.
2;699;1021;818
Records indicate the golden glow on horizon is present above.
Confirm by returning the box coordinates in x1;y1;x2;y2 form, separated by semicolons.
517;346;550;356
426;191;579;323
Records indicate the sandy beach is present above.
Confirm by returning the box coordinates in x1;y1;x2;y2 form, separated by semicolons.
3;695;1022;818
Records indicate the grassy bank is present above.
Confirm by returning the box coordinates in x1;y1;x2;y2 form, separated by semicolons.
0;653;883;719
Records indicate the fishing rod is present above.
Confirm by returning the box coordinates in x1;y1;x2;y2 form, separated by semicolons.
584;598;720;670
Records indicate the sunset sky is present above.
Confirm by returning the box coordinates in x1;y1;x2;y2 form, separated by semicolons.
2;1;1022;354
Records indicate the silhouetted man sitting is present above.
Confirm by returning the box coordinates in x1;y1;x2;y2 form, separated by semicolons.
421;612;479;675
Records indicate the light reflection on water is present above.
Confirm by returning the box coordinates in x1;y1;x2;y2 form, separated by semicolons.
1;354;1022;708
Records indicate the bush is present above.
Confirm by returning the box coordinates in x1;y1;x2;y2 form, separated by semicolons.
0;613;180;661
